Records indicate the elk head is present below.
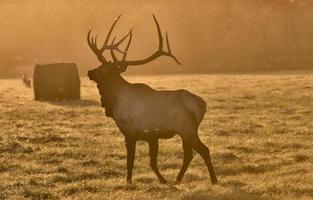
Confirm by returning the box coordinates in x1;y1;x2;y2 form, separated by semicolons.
87;15;181;83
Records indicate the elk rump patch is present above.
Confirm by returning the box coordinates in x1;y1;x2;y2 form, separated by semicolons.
33;63;80;100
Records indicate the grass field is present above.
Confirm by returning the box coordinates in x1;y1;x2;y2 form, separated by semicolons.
0;73;313;200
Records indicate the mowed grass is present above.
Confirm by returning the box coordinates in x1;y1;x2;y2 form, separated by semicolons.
0;73;312;200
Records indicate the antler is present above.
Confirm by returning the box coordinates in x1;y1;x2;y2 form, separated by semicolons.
115;15;181;69
87;15;130;63
87;15;181;70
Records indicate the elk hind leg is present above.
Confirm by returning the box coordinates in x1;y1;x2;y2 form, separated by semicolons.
148;139;167;184
191;136;218;184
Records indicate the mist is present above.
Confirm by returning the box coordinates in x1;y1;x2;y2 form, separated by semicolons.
1;0;313;77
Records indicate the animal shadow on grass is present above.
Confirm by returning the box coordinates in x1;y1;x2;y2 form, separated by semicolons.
47;99;99;108
183;191;268;200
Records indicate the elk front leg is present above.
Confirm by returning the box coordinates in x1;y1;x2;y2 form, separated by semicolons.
175;140;193;184
148;139;167;184
125;139;136;184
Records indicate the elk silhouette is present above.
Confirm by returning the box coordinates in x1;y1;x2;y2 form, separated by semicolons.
87;15;217;184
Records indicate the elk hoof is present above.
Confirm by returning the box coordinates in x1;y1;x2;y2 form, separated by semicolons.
159;178;167;184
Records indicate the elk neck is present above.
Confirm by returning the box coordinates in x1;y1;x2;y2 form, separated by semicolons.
96;74;129;118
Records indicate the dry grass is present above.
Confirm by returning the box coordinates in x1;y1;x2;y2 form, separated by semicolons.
0;73;312;200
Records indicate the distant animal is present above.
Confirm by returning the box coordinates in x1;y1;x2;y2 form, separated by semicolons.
22;74;31;88
87;15;217;184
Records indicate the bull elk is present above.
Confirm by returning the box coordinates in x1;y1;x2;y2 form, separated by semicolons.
87;15;218;184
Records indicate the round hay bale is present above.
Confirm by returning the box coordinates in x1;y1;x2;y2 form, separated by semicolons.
33;63;80;100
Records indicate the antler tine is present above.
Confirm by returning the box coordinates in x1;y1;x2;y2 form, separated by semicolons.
109;30;132;54
165;32;171;54
153;14;163;51
87;28;108;63
87;28;94;51
94;35;98;47
122;29;133;61
114;27;134;48
87;28;92;45
87;28;97;52
100;15;122;52
165;32;182;65
169;54;182;65
110;37;118;62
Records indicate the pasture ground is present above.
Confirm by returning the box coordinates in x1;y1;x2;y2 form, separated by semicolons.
0;73;312;200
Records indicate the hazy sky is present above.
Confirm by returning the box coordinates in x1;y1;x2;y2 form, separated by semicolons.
1;0;312;77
